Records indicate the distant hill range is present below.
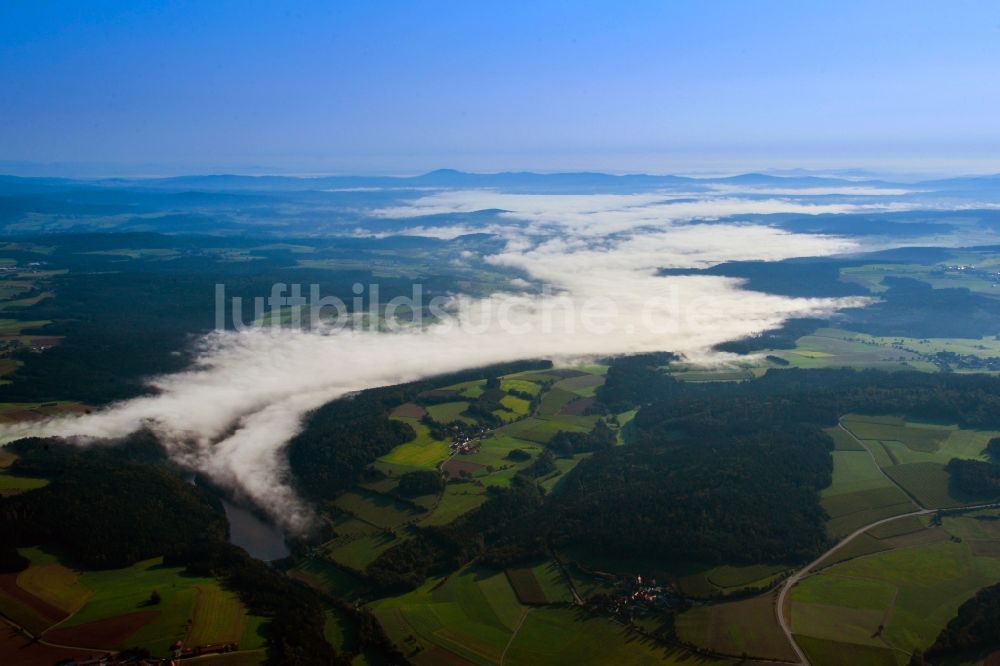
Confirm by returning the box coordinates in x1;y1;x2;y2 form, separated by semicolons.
5;168;999;194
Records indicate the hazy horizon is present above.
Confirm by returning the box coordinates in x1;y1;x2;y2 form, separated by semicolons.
2;161;999;182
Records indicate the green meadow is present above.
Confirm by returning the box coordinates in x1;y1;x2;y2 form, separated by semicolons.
371;564;715;666
790;512;1000;665
0;549;266;657
426;400;475;424
379;417;450;468
675;592;797;662
838;414;1000;510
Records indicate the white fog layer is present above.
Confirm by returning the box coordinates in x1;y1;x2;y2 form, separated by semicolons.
0;193;873;531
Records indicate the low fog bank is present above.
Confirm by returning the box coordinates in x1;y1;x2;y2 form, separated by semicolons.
0;193;873;532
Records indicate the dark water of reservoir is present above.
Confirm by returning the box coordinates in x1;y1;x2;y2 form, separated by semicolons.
220;496;291;561
186;474;290;561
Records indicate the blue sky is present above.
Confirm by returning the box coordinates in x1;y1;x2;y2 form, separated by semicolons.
2;1;1000;176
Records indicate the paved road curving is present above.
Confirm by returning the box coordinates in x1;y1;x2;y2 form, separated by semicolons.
774;420;1000;665
774;507;932;665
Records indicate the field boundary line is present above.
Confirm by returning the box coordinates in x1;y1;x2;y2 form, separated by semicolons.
778;469;1000;666
0;611;113;654
838;421;924;510
499;608;530;666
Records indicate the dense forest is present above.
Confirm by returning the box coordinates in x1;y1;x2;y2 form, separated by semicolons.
547;425;833;564
659;258;869;298
553;359;1000;567
945;459;1000;500
663;254;1000;347
288;387;418;503
842;276;1000;339
546;419;616;455
0;233;457;405
600;359;1000;429
0;435;227;569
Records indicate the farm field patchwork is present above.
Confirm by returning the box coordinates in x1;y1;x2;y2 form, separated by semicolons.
838;415;1000;510
419;486;488;526
819;429;918;538
373;564;719;666
535;388;578;418
370;565;525;665
552;374;605;396
0;550;266;658
185;582;267;649
790;513;1000;664
767;328;938;371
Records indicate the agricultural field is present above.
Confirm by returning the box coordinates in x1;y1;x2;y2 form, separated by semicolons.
323;608;359;655
504;607;717;666
838;414;1000;510
333;490;423;529
371;565;716;666
324;530;409;571
506;561;573;605
667;366;757;382
499;416;590;444
426;400;475;424
378;417;450;469
500;394;532;416
0;400;90;424
675;562;788;599
370;565;527;664
836;331;1000;360
767;328;936;371
789;511;1000;665
0;468;49;495
840;257;1000;297
449;379;486;399
675;592;797;662
763;322;1000;376
552;373;605;397
288;557;366;602
0;624;99;666
0;266;61;387
327;354;717;665
535;388;578;417
419;485;487;526
500;378;543;396
704;564;789;591
0;548;265;658
820;422;918;538
315;364;607;600
378;366;597;485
